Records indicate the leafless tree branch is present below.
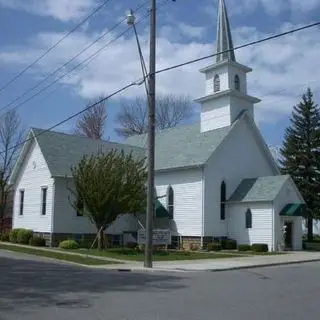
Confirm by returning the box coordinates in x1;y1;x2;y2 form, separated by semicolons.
74;96;107;140
0;109;25;231
115;94;194;138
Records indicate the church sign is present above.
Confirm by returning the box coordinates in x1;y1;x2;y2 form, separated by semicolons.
138;229;171;245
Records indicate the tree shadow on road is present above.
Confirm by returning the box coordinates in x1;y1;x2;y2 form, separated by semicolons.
0;257;187;315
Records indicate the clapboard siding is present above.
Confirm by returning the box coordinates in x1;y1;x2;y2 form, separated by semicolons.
12;141;53;233
204;117;277;236
273;179;303;250
155;168;203;236
53;177;139;235
228;203;273;250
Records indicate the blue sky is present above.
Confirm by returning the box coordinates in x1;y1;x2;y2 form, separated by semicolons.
0;0;319;147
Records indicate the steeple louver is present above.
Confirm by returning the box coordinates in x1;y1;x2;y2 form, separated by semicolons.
215;0;236;63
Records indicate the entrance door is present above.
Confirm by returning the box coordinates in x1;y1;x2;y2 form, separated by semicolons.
284;222;293;250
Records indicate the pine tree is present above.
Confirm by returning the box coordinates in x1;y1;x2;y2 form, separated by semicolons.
280;88;320;241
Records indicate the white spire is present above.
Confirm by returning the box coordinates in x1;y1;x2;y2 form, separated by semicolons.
215;0;236;63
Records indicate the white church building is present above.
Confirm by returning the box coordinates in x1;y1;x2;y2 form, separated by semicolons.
10;0;306;251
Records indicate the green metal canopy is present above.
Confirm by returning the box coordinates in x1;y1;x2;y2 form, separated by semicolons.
154;198;172;219
279;203;306;217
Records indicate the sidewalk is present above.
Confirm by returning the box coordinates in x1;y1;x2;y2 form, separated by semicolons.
1;241;320;272
101;251;320;273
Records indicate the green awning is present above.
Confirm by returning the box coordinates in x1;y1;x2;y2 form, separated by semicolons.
154;198;172;219
280;203;306;217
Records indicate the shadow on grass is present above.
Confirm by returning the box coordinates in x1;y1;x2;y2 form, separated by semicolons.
0;255;187;314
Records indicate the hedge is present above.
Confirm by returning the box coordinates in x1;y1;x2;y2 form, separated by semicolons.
251;243;268;252
238;244;251;251
29;236;46;247
207;242;222;251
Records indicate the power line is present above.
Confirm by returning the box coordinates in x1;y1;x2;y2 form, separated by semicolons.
154;21;320;76
0;0;112;95
0;0;149;114
1;19;319;156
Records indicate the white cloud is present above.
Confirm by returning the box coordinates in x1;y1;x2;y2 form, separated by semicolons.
203;0;320;17
0;0;97;22
0;18;319;126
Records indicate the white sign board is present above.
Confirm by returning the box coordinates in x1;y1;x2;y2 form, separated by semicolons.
138;229;171;245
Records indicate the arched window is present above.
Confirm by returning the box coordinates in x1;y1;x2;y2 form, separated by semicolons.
234;75;240;91
214;74;220;92
246;209;252;228
167;185;174;217
220;181;226;220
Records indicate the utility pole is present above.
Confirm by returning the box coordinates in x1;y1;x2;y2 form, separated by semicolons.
145;0;156;268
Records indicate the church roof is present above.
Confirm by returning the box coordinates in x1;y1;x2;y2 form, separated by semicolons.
215;0;236;63
228;175;290;203
125;123;230;171
22;123;230;178
31;128;145;177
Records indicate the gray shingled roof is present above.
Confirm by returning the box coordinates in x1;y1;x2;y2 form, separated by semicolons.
31;123;230;176
124;123;230;171
32;128;145;177
228;175;290;203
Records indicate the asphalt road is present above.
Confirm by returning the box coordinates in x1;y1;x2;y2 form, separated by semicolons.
0;250;320;320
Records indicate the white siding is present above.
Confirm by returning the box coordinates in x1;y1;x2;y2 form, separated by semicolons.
204;118;277;236
273;179;303;250
227;64;248;94
200;97;231;132
12;141;54;233
205;65;228;95
53;177;138;235
155;169;203;237
230;95;254;123
228;203;273;250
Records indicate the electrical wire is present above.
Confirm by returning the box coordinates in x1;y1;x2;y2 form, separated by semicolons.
0;0;112;95
1;18;319;156
0;0;150;114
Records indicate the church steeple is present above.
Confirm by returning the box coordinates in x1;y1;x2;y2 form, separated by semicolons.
215;0;236;63
194;0;261;133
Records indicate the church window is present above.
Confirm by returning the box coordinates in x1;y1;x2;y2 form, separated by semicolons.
214;74;220;92
220;181;226;220
167;185;174;217
234;75;240;91
246;209;252;228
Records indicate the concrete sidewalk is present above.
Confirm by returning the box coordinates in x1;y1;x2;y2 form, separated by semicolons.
101;252;320;273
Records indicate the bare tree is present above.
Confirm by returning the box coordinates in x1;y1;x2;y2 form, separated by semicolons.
0;109;24;232
115;94;194;138
74;96;107;140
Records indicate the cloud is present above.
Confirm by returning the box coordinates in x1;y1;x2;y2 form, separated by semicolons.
0;0;98;22
0;16;319;127
203;0;320;17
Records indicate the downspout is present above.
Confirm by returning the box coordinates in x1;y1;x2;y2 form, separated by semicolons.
50;179;56;247
271;200;274;251
201;167;205;249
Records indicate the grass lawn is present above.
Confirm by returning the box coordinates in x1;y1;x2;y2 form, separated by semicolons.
74;248;242;261
0;243;119;266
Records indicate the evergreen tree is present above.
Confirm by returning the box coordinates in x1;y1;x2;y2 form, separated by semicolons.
280;88;320;241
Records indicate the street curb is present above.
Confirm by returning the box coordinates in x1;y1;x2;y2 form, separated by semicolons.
103;258;320;273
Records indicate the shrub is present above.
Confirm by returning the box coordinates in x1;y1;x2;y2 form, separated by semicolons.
0;232;10;242
251;243;268;253
207;242;222;251
238;244;251;251
125;242;138;249
17;229;33;244
29;236;46;247
9;228;25;243
59;240;79;250
224;239;237;250
189;243;199;251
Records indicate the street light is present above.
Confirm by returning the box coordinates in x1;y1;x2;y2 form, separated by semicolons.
126;2;156;268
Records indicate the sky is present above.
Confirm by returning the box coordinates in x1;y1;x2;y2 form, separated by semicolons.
0;0;319;147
